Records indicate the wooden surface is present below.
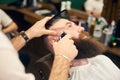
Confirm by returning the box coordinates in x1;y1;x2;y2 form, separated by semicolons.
108;47;120;56
68;9;88;20
0;4;89;24
0;5;44;24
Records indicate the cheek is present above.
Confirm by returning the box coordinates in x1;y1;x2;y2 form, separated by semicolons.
72;32;80;39
65;30;80;39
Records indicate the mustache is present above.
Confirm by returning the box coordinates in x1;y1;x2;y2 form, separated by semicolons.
79;31;89;40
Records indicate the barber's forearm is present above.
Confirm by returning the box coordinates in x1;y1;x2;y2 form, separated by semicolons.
2;22;18;34
49;56;70;80
11;30;33;51
11;34;26;51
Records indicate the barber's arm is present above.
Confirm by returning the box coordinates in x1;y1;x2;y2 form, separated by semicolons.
49;34;78;80
2;21;18;34
0;9;18;34
11;17;56;51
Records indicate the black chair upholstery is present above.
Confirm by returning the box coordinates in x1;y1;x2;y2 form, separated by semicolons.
30;54;53;80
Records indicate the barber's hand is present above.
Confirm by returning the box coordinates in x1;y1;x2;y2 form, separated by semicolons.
25;17;56;39
53;34;78;61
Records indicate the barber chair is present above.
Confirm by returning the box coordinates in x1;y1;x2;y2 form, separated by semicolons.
29;54;53;80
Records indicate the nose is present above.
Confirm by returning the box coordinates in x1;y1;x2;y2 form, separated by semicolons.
78;26;85;32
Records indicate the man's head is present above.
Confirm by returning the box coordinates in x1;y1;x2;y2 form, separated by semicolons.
43;18;106;59
43;18;87;51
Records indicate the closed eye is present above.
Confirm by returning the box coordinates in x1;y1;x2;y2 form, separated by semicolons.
66;22;73;28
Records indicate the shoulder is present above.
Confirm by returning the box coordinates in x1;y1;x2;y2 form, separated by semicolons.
0;9;5;14
93;55;111;60
95;55;110;60
0;9;3;12
89;55;113;64
88;55;120;69
0;9;9;18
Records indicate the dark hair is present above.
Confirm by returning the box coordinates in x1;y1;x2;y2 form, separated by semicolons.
45;9;68;29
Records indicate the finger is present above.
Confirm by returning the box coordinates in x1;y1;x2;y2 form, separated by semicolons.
44;17;52;20
59;34;73;44
53;41;58;47
44;30;57;36
39;17;52;23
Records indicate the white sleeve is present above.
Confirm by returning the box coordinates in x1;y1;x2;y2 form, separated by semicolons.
0;31;35;80
0;9;13;27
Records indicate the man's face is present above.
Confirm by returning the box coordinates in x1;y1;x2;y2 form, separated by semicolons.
45;18;89;52
45;18;106;59
48;19;88;40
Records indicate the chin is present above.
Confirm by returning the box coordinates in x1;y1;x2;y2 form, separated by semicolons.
74;37;106;59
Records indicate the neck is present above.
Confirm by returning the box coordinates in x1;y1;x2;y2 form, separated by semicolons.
71;58;88;67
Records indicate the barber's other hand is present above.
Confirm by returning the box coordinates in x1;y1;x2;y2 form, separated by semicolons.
53;34;78;61
25;17;56;39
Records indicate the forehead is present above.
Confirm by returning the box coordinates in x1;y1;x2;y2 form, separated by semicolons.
49;19;70;30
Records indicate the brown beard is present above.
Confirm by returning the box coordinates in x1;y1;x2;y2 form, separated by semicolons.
74;32;106;59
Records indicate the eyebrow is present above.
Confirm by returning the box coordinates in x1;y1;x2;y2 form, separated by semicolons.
66;21;72;25
49;20;74;30
65;21;76;26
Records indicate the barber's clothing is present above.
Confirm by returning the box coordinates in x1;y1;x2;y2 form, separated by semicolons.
69;55;120;80
0;9;14;39
0;31;35;80
0;9;12;30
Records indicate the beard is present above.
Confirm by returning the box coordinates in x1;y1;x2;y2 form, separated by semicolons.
74;31;106;59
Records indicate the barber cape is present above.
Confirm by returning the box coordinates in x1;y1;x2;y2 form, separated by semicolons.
68;55;120;80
